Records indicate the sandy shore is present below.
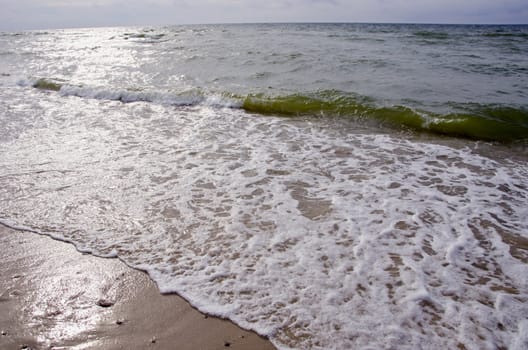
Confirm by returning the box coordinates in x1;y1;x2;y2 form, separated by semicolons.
0;225;276;350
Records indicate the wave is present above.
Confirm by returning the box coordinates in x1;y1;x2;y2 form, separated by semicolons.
122;32;168;43
24;78;528;142
32;78;62;91
483;32;528;38
24;78;241;108
413;31;450;40
242;93;528;142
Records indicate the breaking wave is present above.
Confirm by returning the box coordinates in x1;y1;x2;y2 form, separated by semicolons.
25;78;528;142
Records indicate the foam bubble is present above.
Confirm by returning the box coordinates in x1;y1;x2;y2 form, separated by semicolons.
0;88;527;350
18;78;242;109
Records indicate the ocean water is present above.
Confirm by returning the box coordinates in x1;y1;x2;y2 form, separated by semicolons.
1;23;527;349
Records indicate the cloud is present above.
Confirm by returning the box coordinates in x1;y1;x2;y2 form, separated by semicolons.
0;0;526;31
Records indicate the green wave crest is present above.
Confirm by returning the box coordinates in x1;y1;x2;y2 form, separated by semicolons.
242;92;528;142
32;78;62;91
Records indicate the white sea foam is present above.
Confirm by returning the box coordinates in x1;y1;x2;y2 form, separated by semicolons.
59;84;205;106
17;78;242;109
0;87;527;350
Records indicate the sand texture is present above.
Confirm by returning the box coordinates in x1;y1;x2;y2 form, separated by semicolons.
0;225;276;350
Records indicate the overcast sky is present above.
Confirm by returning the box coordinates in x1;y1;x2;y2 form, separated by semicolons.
1;0;527;31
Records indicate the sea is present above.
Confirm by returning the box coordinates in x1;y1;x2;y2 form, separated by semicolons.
0;23;527;349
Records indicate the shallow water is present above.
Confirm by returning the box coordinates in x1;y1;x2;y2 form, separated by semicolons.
1;24;527;350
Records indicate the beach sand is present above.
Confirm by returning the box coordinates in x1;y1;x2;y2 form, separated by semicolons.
0;225;276;350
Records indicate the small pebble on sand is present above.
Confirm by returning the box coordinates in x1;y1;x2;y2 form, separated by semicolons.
97;298;115;307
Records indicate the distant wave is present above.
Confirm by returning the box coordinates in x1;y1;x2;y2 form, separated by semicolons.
412;31;450;40
24;78;528;142
482;32;528;38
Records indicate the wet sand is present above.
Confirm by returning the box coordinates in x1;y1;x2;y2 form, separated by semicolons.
0;225;276;350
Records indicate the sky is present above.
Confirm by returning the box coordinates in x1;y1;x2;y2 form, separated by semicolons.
0;0;527;31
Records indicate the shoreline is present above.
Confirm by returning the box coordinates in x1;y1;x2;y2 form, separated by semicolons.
0;225;276;350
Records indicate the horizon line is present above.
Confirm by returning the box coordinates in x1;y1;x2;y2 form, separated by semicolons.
3;20;528;33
